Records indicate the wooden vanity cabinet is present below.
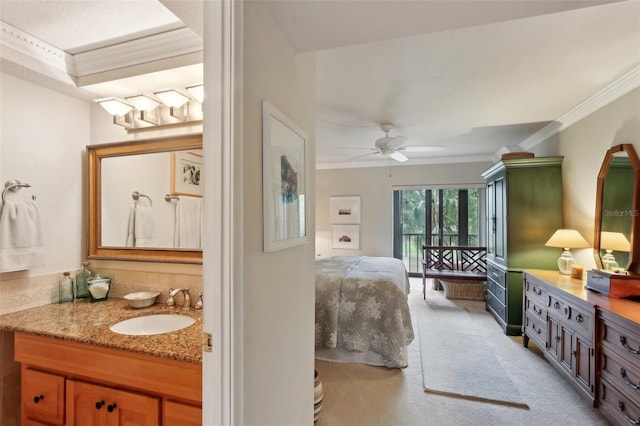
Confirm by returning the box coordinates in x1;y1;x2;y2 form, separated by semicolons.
21;368;65;425
14;333;202;426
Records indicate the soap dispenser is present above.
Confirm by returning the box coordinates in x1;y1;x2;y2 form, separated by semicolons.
58;272;74;303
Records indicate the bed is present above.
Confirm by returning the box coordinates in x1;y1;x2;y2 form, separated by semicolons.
315;256;414;368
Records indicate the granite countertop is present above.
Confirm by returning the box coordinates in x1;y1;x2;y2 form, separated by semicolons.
0;298;202;364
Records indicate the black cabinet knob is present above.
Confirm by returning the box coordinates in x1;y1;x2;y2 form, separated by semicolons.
96;400;105;409
33;395;44;404
107;403;118;413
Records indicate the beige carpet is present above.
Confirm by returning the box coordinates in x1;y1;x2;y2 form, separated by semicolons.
415;293;529;408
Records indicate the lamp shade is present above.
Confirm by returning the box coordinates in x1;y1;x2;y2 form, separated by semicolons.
125;94;160;112
154;89;190;108
600;231;631;252
545;229;590;249
186;84;204;103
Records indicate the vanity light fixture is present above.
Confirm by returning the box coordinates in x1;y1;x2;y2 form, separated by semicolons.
154;89;190;121
186;84;204;103
545;229;590;275
95;86;204;132
600;231;631;271
125;95;161;126
95;97;134;129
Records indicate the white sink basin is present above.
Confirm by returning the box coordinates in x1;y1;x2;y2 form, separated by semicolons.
109;314;196;336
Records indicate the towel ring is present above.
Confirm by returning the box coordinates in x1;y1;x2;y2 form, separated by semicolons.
132;191;153;206
165;194;180;202
2;179;34;203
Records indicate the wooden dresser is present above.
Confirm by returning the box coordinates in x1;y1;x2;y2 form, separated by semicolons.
523;269;640;424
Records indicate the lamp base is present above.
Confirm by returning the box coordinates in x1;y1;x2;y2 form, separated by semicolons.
557;249;575;275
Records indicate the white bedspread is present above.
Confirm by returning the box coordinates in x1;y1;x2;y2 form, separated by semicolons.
315;256;414;368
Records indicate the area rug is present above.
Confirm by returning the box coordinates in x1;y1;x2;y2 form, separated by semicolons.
413;290;530;409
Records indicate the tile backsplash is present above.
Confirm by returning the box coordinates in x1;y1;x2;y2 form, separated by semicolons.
0;268;203;315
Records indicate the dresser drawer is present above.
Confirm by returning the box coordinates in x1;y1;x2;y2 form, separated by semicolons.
525;297;546;323
487;278;506;304
600;377;640;426
524;311;546;347
487;292;506;322
487;263;506;287
547;294;593;338
601;346;640;405
524;275;547;305
601;316;640;363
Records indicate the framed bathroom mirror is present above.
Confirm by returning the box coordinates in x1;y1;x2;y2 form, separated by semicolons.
87;134;203;263
594;144;640;273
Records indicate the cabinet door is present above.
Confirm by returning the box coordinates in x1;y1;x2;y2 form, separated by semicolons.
22;368;65;425
493;176;506;262
163;400;202;426
547;316;560;358
486;180;496;257
560;324;574;373
67;380;160;426
574;335;594;395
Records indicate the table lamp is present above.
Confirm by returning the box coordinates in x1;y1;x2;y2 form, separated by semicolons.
545;229;590;275
600;231;631;271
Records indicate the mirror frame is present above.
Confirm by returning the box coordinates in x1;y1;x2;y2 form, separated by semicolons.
88;134;203;263
594;143;640;273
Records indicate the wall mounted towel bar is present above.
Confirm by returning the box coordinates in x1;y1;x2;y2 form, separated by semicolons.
165;194;180;202
132;191;153;206
2;179;35;203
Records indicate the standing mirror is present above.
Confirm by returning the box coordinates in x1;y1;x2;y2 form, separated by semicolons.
88;134;203;263
594;144;640;273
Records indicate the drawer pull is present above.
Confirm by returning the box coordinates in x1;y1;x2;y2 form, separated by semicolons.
533;305;542;316
108;403;118;413
556;336;561;342
533;287;542;296
33;394;44;404
618;401;640;425
575;314;584;323
620;336;640;355
532;323;541;335
554;301;561;310
621;368;640;390
96;400;105;410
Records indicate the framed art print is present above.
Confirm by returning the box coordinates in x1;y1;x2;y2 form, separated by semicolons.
171;150;203;197
330;196;361;224
262;101;309;252
332;225;360;250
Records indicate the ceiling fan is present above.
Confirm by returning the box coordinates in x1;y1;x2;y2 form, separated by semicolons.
341;123;445;163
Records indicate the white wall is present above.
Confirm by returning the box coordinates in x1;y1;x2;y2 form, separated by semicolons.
315;161;491;257
240;2;316;424
0;72;89;277
554;87;640;270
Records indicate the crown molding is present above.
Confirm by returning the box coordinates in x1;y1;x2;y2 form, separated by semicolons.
73;27;202;77
1;21;73;73
520;64;640;151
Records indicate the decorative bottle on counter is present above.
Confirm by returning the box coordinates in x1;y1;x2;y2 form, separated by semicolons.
58;272;74;303
75;262;93;299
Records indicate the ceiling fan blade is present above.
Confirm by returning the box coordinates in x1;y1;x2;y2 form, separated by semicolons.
346;151;380;162
389;151;408;162
337;146;377;151
387;136;408;149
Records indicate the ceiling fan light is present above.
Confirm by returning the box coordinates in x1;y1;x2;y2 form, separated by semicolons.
389;151;408;162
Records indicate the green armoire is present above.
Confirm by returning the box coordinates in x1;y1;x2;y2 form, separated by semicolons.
482;156;564;335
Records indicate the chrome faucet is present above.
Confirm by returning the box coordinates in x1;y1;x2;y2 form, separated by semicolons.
168;288;191;310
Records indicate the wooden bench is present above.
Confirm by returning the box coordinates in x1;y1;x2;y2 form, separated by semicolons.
421;245;487;299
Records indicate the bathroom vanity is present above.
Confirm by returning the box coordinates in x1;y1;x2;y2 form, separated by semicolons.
0;299;202;425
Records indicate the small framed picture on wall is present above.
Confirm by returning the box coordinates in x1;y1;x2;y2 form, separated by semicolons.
332;225;360;250
330;196;361;224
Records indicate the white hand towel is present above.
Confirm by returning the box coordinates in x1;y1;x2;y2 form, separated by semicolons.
174;196;202;249
134;203;155;247
126;205;135;247
0;200;45;272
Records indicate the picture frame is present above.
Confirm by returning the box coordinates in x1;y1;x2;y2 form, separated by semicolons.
330;196;361;224
262;101;309;252
332;225;360;250
171;150;203;197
